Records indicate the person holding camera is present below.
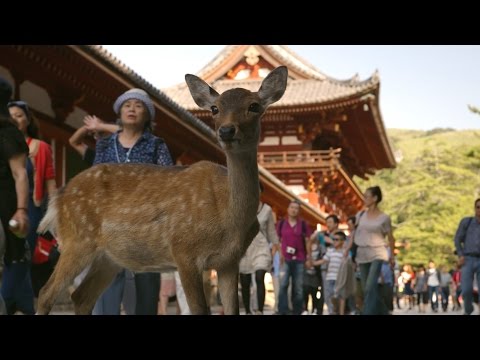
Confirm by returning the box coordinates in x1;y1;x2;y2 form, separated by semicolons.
276;200;312;315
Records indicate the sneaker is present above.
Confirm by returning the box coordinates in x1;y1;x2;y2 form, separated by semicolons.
255;310;263;315
301;310;309;315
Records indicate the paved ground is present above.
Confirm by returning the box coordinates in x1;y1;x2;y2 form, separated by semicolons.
46;303;473;315
32;274;479;315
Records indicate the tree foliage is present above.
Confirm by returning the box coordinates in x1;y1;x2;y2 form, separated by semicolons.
468;104;480;115
356;129;480;268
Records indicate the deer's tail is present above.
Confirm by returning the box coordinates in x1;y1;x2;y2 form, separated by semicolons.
37;189;61;237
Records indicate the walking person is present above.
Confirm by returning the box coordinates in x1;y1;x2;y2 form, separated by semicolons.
352;186;395;315
426;260;441;312
454;198;480;315
439;265;452;312
309;214;340;314
239;182;279;314
314;231;347;314
277;200;312;315
414;265;428;313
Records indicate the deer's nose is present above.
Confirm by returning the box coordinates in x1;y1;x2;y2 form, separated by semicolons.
219;125;236;141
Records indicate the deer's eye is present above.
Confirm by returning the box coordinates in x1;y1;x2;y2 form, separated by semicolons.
248;103;261;113
211;106;219;115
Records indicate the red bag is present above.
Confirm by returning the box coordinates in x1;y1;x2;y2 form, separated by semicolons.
32;232;58;265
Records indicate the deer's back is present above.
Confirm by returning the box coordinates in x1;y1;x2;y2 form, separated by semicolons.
56;162;230;271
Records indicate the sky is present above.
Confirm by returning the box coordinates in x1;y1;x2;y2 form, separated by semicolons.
102;45;480;130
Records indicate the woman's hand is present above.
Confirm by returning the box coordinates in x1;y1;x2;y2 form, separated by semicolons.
83;115;104;132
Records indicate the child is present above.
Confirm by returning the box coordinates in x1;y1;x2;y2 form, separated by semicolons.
314;231;346;314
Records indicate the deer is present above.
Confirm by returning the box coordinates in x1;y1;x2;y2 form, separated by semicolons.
36;66;288;315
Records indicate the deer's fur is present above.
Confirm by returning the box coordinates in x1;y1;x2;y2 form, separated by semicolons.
36;66;288;315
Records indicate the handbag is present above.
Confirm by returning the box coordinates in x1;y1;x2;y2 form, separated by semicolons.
32;231;59;267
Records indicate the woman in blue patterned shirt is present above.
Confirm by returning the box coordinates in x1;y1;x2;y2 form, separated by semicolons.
92;88;174;315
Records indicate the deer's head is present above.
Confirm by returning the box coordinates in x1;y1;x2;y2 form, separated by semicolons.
185;66;288;152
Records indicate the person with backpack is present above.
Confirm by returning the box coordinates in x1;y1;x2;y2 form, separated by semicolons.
454;198;480;315
276;200;312;315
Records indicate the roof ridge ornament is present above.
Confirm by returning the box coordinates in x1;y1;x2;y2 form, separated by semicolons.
350;73;359;84
244;46;260;66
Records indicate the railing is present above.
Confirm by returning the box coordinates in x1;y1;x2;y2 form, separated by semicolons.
258;148;341;171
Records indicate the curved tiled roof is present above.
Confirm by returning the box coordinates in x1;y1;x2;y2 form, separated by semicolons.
163;75;379;110
196;45;241;79
79;45;217;142
196;45;370;84
166;45;380;110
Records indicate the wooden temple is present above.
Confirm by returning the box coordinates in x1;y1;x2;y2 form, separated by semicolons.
0;45;335;227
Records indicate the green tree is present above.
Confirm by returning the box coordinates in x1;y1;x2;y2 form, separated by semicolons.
356;129;480;268
468;104;480;115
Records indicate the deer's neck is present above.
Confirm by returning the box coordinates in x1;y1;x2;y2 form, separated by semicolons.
225;149;259;228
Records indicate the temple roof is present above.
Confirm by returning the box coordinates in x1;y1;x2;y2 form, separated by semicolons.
163;45;380;110
164;76;379;110
196;45;329;81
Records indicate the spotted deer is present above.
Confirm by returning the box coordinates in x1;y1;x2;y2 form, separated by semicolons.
36;66;288;315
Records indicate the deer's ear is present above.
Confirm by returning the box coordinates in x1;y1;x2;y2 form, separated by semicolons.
257;66;288;108
185;74;220;110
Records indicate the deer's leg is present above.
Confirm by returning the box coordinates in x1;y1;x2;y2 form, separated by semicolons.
217;265;240;315
71;255;122;315
37;246;97;315
177;263;209;315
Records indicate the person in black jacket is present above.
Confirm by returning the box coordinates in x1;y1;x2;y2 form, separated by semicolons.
0;76;32;314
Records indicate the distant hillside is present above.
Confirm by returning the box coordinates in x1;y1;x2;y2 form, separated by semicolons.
355;128;480;267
